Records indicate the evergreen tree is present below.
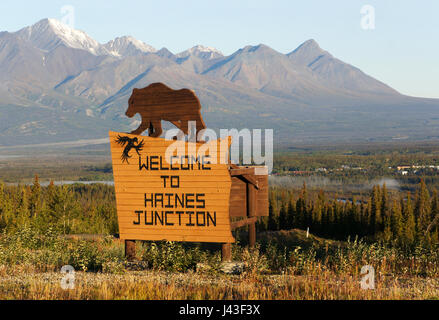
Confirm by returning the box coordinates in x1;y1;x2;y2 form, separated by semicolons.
414;180;430;237
427;190;439;243
278;202;288;230
391;198;404;241
267;194;278;231
295;197;306;230
381;183;389;231
370;185;382;234
404;192;416;244
366;200;372;235
29;174;41;218
327;202;335;237
286;194;296;229
313;190;325;234
17;186;29;226
351;197;361;237
0;182;9;229
47;184;78;234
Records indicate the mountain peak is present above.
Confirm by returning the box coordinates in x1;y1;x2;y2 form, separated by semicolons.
290;39;326;56
104;36;156;57
231;44;282;59
297;39;320;50
287;39;330;66
16;18;108;55
155;47;175;59
176;45;223;60
241;43;272;52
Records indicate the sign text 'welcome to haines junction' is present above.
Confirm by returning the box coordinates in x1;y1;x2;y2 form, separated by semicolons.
109;131;235;243
136;153;216;228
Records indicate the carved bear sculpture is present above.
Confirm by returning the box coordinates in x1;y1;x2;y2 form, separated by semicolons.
125;83;206;139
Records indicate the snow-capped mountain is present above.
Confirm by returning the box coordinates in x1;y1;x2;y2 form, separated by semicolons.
103;36;156;57
15;18;110;56
176;45;223;60
0;18;438;146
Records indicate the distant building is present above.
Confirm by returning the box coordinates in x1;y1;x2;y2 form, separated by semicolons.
290;171;313;175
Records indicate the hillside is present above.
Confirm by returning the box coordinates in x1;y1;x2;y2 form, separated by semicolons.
0;18;438;146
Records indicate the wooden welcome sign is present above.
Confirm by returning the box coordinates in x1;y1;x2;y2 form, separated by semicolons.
109;83;268;261
109;131;235;243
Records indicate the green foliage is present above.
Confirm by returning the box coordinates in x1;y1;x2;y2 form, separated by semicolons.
0;182;118;235
0;226;125;274
1;160;439;277
261;182;439;247
0;225;438;277
140;241;207;272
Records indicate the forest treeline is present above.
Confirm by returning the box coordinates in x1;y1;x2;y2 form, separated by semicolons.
0;176;118;235
1;175;438;247
257;181;439;247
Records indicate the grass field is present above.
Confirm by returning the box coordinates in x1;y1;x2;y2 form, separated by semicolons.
1;270;438;300
0;227;438;300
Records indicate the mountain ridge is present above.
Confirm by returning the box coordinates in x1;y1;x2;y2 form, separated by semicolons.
0;18;438;146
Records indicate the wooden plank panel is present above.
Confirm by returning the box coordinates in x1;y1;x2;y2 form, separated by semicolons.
229;176;247;217
231;217;258;230
116;182;231;189
113;174;232;180
119;233;233;243
118;224;232;232
110;131;235;243
115;194;230;201
228;166;269;218
256;172;269;216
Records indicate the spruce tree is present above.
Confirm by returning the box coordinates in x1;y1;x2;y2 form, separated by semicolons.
428;190;439;243
278;201;288;230
391;198;404;241
404;192;416;244
381;183;389;230
29;174;41;218
370;185;382;235
313;190;325;234
267;195;278;231
296;197;305;230
287;194;296;229
17;186;29;226
47;184;77;234
414;180;430;237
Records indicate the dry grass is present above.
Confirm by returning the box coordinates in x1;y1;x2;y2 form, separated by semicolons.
0;269;438;300
1;227;438;300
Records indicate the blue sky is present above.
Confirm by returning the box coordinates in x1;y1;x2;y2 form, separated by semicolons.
0;0;438;98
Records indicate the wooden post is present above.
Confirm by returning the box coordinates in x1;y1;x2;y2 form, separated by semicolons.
125;240;136;261
247;183;257;247
221;243;232;262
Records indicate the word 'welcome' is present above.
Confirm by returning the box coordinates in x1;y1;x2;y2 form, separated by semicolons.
138;155;212;171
